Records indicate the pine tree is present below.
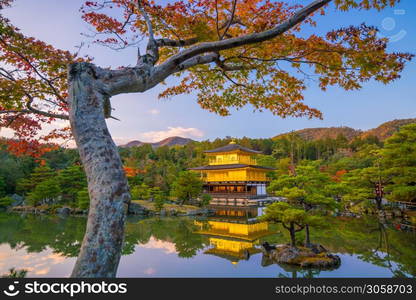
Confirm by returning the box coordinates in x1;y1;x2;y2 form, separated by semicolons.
131;183;152;200
259;202;324;247
16;166;56;195
382;124;416;203
77;189;90;210
153;191;165;213
171;171;203;205
0;176;6;197
268;162;337;247
57;165;87;204
200;194;212;207
27;178;61;206
0;196;13;208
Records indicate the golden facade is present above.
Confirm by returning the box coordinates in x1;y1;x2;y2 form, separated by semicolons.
189;142;275;205
194;207;275;264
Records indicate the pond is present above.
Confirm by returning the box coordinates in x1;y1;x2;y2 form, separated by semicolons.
0;211;415;278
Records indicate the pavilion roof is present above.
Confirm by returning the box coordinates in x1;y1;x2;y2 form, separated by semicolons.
204;143;262;154
189;164;275;171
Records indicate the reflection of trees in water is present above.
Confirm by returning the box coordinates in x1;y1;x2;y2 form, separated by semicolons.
260;216;416;278
0;213;415;277
278;265;322;279
359;221;411;278
0;213;85;257
124;217;208;258
337;218;416;278
0;214;208;259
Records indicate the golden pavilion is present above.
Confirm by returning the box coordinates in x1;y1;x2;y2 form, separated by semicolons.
190;141;274;206
194;207;275;264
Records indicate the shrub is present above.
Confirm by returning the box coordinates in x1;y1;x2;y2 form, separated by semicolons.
131;183;151;200
1;268;27;278
27;178;61;206
170;171;203;205
0;196;13;209
77;189;90;210
153;190;165;212
0;176;6;197
200;194;212;207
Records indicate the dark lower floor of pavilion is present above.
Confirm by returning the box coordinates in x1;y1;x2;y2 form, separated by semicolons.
203;182;268;197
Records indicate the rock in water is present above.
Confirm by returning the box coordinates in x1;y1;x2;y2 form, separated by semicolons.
10;194;24;207
57;207;71;216
310;244;327;254
262;244;341;269
262;242;276;252
128;202;148;215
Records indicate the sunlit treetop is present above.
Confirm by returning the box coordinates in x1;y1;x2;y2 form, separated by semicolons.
0;0;413;156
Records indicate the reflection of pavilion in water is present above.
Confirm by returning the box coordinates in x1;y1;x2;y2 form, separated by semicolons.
195;207;275;264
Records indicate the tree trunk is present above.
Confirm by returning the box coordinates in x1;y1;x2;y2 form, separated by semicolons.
375;196;382;211
305;224;311;248
290;141;296;176
289;222;296;247
68;63;131;277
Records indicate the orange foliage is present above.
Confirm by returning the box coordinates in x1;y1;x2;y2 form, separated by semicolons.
1;0;413;158
123;166;145;177
332;169;347;182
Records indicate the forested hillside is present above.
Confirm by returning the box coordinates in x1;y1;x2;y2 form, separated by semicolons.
121;136;194;148
360;118;416;141
1;118;415;210
273;118;416;142
274;126;360;141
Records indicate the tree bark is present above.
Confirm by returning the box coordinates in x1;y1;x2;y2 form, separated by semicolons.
68;62;131;277
305;224;311;248
375;195;383;210
289;222;296;247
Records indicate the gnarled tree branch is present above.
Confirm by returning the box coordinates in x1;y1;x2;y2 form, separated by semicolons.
0;108;69;120
219;0;237;40
135;0;159;65
105;0;332;98
155;0;331;79
155;37;199;47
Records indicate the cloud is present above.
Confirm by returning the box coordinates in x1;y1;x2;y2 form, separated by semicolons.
0;127;15;139
113;137;135;145
1;119;203;147
0;244;73;277
148;109;160;115
138;126;204;143
140;237;177;254
143;267;157;275
34;268;51;275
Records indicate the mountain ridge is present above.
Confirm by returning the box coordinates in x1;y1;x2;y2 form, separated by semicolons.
273;118;416;141
120;136;194;148
120;118;416;148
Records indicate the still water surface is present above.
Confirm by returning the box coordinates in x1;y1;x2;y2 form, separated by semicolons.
0;212;415;277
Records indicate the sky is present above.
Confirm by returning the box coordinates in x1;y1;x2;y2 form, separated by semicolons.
1;0;416;144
